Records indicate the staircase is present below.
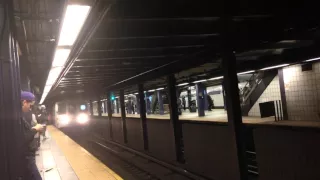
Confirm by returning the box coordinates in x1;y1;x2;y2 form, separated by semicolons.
240;70;277;116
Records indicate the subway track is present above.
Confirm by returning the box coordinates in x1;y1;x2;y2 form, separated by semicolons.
60;126;202;180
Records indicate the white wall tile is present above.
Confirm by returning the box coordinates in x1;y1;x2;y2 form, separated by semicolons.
283;63;320;121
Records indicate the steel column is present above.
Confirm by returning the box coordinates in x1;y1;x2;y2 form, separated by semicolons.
119;90;128;143
89;100;94;115
222;81;227;110
97;98;102;117
136;94;140;114
0;2;25;178
187;89;192;110
166;75;184;163
107;92;113;139
115;98;120;114
138;84;148;150
221;17;248;179
204;87;209;110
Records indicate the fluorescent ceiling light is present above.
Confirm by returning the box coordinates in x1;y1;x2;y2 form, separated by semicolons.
156;88;164;90
260;64;289;70
148;89;156;92
305;57;320;62
40;4;91;104
43;86;52;94
58;5;91;46
52;49;71;67
46;67;63;85
134;93;138;95
208;76;223;81
237;70;254;75
177;83;189;86
193;79;207;83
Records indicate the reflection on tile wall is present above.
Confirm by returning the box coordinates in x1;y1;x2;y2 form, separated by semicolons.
283;63;320;121
248;76;281;117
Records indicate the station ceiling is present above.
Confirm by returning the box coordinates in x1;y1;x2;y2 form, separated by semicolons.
14;0;320;101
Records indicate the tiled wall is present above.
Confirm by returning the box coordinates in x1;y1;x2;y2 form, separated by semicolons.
283;63;320;121
248;76;281;117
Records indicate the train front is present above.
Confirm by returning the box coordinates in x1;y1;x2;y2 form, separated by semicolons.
55;101;91;128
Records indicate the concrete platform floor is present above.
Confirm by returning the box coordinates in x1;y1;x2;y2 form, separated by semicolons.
36;126;123;180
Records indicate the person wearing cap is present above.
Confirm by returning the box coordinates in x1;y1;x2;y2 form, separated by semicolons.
21;91;44;180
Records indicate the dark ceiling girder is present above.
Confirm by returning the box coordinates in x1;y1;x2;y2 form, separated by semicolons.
86;44;205;52
14;14;59;21
91;33;218;40
76;54;183;61
104;17;220;22
105;49;215;90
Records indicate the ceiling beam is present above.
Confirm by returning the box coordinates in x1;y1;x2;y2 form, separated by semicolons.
91;33;219;40
85;44;205;52
76;54;183;61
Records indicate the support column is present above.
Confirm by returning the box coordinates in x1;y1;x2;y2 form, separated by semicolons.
145;93;151;114
221;17;248;179
204;87;209;110
136;94;140;114
97;98;102;117
103;101;107;114
107;92;113;139
157;90;164;115
222;82;227;110
187;89;192;110
196;83;206;117
115;98;120;114
138;84;148;150
278;69;289;120
120;90;128;143
167;75;184;163
0;3;26;178
89;100;94;116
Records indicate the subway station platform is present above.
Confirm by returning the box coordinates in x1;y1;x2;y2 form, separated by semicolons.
36;126;122;180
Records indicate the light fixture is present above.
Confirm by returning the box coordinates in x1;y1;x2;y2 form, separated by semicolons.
39;3;91;104
177;83;189;86
193;79;207;83
305;57;320;62
51;49;71;67
208;76;223;81
134;93;138;95
156;88;164;90
237;70;255;75
148;89;156;92
58;5;91;46
260;64;289;70
46;67;63;86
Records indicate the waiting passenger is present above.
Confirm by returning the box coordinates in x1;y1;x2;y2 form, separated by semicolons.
21;91;44;180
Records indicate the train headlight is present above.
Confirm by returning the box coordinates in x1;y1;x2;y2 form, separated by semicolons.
59;114;70;125
77;113;89;124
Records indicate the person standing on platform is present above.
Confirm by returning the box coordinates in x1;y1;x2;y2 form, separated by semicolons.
21;91;44;180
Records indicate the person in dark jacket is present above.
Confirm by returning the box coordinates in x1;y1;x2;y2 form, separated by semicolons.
21;91;44;180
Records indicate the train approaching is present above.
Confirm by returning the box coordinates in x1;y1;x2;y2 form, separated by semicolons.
54;100;90;128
